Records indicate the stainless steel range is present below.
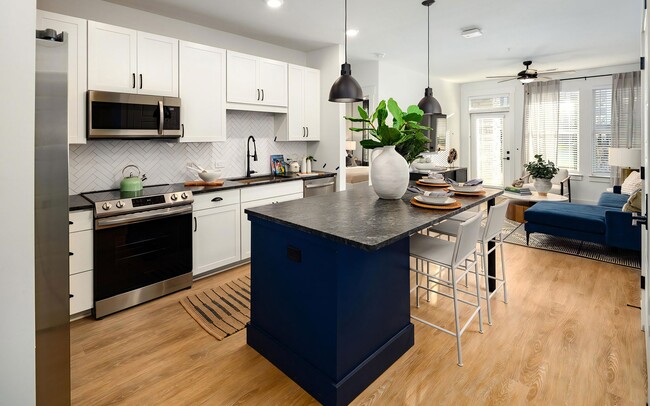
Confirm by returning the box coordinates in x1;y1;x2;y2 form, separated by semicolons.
82;185;194;318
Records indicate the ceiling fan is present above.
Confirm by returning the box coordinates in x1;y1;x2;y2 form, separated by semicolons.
486;61;575;84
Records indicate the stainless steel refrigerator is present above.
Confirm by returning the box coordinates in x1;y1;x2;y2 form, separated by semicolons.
35;29;70;405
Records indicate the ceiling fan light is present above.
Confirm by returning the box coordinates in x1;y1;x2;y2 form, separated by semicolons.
329;63;363;102
519;78;535;84
418;87;442;115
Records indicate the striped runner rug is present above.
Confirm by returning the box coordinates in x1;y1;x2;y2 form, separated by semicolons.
180;276;251;340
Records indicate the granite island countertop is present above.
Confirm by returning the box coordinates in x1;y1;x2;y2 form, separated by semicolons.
245;185;503;251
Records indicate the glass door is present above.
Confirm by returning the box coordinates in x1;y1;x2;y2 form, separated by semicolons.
470;113;510;187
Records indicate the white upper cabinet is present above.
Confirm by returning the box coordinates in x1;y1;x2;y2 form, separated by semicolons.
88;21;178;97
278;64;320;141
37;10;87;144
227;51;287;109
179;41;226;143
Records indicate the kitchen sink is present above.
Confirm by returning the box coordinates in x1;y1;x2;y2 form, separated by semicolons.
231;175;278;184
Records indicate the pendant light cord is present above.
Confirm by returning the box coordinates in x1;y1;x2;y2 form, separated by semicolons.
345;0;348;63
427;3;430;88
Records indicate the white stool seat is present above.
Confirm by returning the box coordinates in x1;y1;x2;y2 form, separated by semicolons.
429;221;487;241
447;210;480;222
410;234;455;265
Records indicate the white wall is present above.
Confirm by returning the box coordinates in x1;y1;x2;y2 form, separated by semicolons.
460;63;638;204
38;0;307;65
0;0;36;404
307;45;347;191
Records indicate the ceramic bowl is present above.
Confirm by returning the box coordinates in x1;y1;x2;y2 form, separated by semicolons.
416;194;455;205
198;170;222;182
451;184;482;192
419;177;447;185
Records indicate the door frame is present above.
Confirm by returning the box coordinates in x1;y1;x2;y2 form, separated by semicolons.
469;112;515;187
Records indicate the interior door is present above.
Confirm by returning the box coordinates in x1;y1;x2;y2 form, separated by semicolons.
470;113;511;187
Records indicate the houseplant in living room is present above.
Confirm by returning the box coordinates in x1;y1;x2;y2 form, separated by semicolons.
524;154;558;196
346;99;430;199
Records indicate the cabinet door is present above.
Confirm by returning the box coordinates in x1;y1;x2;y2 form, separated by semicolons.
37;11;87;144
193;204;241;276
227;51;259;104
287;65;305;141
303;68;321;141
70;270;93;315
241;192;303;259
137;32;178;96
88;21;137;93
258;58;288;107
179;41;226;142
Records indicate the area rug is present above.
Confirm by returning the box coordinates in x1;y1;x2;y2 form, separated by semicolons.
502;219;641;269
180;276;251;340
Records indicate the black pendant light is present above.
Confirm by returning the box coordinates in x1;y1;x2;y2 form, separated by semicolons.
418;0;442;114
328;0;363;103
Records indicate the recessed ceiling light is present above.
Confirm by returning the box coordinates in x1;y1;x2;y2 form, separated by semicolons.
266;0;283;8
346;29;359;37
461;28;482;38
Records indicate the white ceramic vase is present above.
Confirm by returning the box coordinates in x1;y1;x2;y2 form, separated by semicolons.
370;146;409;199
533;178;553;196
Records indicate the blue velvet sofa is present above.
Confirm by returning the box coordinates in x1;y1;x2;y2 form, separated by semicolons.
523;188;641;251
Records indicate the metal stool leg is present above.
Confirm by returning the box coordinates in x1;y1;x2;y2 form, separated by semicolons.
473;251;484;333
450;265;463;367
481;241;492;325
499;235;508;304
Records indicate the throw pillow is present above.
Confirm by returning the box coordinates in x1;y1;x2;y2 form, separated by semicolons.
622;189;643;213
621;171;642;195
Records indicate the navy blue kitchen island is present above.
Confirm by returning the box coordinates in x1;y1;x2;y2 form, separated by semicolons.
245;186;503;405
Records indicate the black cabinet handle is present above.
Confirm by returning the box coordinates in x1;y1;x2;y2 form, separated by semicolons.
257;89;260;101
69;221;73;225
306;127;309;137
211;197;223;202
69;294;74;299
194;217;197;232
69;252;74;256
181;124;185;138
261;89;264;101
139;74;143;89
503;157;510;160
132;73;136;88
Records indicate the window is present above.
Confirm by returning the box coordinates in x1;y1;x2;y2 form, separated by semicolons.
557;91;579;171
469;95;509;111
592;88;612;176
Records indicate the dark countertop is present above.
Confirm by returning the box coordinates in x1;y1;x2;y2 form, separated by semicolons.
245;185;503;251
69;194;93;211
68;171;336;211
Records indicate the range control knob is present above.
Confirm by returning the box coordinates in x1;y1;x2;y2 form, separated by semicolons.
101;202;112;211
116;201;124;208
170;194;178;201
181;192;188;200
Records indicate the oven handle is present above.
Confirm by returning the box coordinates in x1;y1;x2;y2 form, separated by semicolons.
158;100;164;135
95;205;192;230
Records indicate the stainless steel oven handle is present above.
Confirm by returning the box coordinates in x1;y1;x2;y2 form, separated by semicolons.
304;181;335;189
158;100;164;135
95;205;192;229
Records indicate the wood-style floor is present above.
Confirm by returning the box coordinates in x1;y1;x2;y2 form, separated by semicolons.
70;244;647;405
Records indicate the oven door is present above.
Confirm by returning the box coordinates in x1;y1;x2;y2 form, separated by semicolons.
93;206;192;318
87;90;181;139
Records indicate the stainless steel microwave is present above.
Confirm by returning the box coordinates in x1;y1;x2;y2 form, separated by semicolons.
87;91;181;139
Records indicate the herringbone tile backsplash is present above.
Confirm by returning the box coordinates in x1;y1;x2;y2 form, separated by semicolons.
69;111;308;194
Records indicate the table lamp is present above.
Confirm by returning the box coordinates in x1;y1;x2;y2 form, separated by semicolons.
608;147;641;180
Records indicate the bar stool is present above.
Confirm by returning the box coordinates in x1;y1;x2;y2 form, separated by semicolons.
410;213;483;367
427;200;509;325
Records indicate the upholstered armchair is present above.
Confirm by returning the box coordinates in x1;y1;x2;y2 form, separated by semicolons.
522;168;572;202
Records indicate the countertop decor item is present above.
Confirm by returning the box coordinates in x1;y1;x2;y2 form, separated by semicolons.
524;154;558;196
346;99;431;199
120;164;146;193
447;148;458;166
328;0;363;103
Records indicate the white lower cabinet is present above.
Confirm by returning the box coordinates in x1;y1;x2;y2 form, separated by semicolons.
69;210;93;315
193;200;241;277
241;190;303;260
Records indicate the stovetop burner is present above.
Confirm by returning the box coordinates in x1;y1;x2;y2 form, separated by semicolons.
81;184;193;218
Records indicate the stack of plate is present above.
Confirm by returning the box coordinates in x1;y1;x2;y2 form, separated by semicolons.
418;177;448;185
414;195;456;206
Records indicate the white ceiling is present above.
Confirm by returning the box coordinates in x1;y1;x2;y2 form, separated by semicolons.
105;0;641;83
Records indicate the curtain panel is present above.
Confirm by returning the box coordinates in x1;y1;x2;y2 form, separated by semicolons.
611;71;642;185
522;80;561;171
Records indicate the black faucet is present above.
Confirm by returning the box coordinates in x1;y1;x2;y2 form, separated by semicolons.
246;135;258;178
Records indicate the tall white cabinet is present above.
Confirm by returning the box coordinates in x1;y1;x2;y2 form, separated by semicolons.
277;65;321;141
36;10;87;144
88;21;178;97
179;41;226;142
227;51;288;108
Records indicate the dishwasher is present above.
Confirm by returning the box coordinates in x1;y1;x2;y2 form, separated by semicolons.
303;176;337;197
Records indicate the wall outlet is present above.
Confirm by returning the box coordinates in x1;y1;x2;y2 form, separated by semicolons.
213;160;226;169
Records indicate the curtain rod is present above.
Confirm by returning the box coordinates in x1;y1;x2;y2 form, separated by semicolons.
559;73;613;82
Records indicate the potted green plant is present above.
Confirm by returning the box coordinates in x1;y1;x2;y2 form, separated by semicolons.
346;98;431;199
524;154;558;196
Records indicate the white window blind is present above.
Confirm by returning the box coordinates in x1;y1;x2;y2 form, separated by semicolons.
557;91;579;171
592;88;612;176
469;96;509;111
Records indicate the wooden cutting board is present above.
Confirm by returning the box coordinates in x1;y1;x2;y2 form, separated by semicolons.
410;198;462;210
184;180;225;187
